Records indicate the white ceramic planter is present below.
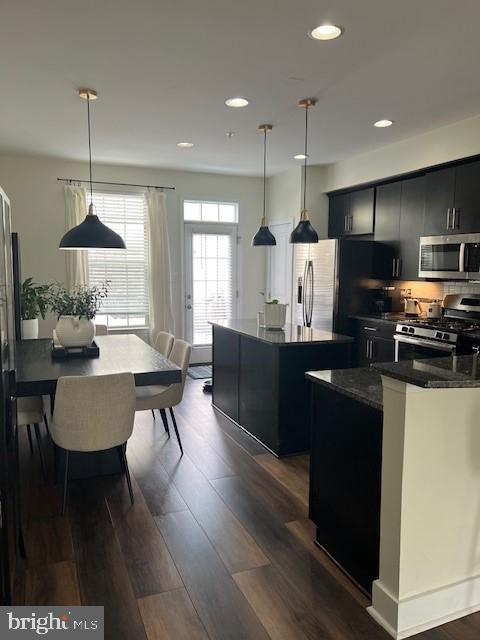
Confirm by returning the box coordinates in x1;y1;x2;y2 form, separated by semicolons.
263;303;287;330
55;316;95;348
22;318;39;340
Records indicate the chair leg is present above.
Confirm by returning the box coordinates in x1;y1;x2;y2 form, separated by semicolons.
168;407;183;456
151;409;156;420
33;423;46;479
160;409;170;437
118;444;134;505
62;451;69;516
43;412;50;436
26;424;33;454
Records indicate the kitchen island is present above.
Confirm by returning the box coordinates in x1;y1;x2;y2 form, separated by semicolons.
308;354;480;639
211;319;353;456
307;367;384;595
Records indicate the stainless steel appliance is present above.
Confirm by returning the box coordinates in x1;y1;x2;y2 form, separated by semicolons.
419;233;480;279
394;293;480;361
293;238;394;333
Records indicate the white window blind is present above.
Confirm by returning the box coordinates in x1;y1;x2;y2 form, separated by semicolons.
191;230;235;345
88;190;149;329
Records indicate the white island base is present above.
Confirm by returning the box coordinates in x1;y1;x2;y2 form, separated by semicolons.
369;375;480;638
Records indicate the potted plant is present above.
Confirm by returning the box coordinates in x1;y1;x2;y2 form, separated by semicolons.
20;278;51;339
260;293;288;330
49;282;109;347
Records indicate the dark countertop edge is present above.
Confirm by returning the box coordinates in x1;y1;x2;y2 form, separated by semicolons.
210;321;354;346
349;314;405;325
371;364;480;389
306;370;383;411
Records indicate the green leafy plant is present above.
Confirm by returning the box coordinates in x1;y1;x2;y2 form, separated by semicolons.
49;282;110;320
260;292;279;304
21;278;51;320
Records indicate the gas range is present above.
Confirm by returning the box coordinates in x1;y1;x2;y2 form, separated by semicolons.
394;294;480;361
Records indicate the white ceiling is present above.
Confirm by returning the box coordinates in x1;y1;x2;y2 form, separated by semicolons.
1;0;480;176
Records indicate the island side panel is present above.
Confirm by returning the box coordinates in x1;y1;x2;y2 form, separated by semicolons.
278;342;352;455
238;334;279;453
309;383;383;595
212;324;240;422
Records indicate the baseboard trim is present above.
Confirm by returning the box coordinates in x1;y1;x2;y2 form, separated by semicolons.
368;576;480;639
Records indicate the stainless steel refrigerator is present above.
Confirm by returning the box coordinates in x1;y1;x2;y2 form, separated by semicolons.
293;238;392;335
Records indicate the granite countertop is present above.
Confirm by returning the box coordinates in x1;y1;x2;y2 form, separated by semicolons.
306;367;383;410
350;313;406;325
373;354;480;388
210;319;353;346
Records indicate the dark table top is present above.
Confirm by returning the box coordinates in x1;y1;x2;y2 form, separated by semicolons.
211;319;353;346
373;354;480;388
306;367;383;411
14;335;182;397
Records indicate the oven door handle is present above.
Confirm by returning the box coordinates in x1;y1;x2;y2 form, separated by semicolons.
394;335;457;352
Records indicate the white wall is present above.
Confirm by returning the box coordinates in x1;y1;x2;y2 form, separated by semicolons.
325;112;480;192
0;153;264;339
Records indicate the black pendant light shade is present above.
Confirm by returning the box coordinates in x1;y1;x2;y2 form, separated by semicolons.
290;211;319;244
252;218;276;246
59;89;126;251
60;204;126;249
252;124;276;246
290;98;319;245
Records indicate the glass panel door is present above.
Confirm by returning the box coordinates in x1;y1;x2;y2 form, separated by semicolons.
184;223;237;347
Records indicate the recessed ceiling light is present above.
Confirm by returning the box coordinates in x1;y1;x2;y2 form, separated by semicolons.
294;154;308;160
225;97;249;108
226;131;235;138
309;24;343;40
373;119;393;128
177;141;194;148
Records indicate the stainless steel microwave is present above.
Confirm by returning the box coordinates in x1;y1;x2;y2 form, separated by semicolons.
419;233;480;279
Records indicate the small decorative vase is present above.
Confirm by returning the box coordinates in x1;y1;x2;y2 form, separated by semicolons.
55;316;95;348
263;303;287;330
22;318;39;340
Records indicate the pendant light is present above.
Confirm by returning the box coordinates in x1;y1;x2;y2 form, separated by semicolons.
252;124;276;246
290;98;319;244
59;89;126;250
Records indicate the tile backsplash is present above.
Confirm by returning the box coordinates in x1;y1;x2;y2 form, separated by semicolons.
442;281;480;296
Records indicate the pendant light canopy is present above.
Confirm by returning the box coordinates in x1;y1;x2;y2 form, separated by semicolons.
252;124;276;247
59;89;126;250
290;98;319;244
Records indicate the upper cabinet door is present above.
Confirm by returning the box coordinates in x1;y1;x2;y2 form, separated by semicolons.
399;176;426;280
349;188;375;235
374;182;401;278
328;193;349;238
424;167;455;236
453;159;480;234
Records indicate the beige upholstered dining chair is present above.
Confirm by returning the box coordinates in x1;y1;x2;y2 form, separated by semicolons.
94;324;108;336
135;339;191;455
154;331;175;358
50;372;136;514
17;396;47;477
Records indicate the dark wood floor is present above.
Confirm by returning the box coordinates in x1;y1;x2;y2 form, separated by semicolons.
15;379;480;640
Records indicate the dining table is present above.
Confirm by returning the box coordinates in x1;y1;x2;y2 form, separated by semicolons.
13;334;182;481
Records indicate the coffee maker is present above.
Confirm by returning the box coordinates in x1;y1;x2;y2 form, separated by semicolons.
368;286;402;315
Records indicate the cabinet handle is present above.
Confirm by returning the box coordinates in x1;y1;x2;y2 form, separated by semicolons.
344;215;348;232
392;258;396;277
396;258;401;277
446;208;452;230
366;339;370;359
363;326;377;332
370;339;374;359
453;207;459;229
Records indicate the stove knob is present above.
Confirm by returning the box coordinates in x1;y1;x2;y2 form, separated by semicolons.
443;333;450;341
408;327;415;334
435;331;443;339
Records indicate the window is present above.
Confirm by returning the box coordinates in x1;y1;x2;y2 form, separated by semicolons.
88;190;149;329
184;200;238;223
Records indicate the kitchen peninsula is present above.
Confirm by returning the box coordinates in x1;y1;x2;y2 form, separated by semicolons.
307;354;480;639
211;319;353;456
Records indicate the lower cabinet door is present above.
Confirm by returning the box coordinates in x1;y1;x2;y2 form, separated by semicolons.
212;326;240;422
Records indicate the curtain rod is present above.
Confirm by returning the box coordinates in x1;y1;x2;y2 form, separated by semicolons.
57;178;175;190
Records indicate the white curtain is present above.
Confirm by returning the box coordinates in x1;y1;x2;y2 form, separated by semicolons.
146;190;175;342
64;185;89;289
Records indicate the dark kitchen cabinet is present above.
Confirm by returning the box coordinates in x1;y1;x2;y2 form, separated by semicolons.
329;188;375;238
398;176;425;280
212;325;240;422
374;182;401;279
350;318;395;367
309;381;383;594
424;160;480;235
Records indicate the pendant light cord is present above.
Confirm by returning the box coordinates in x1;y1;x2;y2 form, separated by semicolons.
263;127;267;220
87;94;93;207
303;103;308;212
